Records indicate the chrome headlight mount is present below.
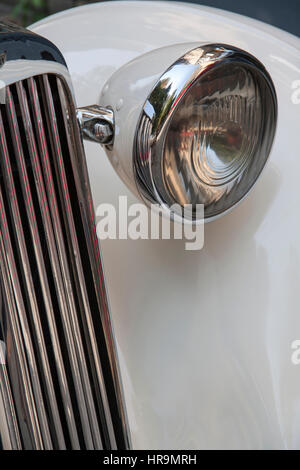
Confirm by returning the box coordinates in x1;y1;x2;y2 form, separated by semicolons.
79;43;277;223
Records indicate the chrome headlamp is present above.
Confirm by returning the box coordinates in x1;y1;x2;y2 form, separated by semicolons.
79;43;277;222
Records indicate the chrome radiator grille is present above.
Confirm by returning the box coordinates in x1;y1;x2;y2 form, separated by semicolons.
0;74;128;450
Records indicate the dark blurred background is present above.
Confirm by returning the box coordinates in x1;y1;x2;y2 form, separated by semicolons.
0;0;299;36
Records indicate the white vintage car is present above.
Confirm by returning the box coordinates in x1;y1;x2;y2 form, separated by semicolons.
0;0;299;451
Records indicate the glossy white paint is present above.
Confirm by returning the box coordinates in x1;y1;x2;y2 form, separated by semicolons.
31;1;300;449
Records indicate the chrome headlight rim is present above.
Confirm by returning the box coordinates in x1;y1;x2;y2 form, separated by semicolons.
134;43;277;223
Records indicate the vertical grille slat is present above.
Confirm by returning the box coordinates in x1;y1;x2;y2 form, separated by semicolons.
56;78;129;449
45;75;117;449
4;86;80;449
17;80;95;448
22;77;103;450
0;185;43;449
0;72;130;449
0;93;66;449
0;359;21;449
0;108;54;449
0;232;42;449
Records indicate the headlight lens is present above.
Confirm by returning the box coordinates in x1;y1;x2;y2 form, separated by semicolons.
134;44;277;222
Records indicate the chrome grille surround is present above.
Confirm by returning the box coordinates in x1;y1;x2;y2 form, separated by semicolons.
0;32;130;449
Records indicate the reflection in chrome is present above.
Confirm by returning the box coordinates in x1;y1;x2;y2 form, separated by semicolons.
134;44;277;222
0;299;22;450
0;72;130;449
77;105;114;145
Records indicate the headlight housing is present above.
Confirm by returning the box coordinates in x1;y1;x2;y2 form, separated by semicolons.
86;43;277;222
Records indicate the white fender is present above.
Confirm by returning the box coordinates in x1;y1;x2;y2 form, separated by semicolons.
32;1;300;449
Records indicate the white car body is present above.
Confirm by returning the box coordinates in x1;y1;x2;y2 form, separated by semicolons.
32;1;300;449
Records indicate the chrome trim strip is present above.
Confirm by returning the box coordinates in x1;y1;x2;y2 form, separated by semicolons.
4;85;80;449
0;340;22;449
58;78;131;450
43;75;116;448
0;185;43;449
23;77;103;449
0;59;73;92
0;93;66;449
56;79;119;449
16;80;97;449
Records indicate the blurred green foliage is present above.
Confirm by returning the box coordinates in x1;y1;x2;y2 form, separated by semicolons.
11;0;47;25
9;0;93;26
